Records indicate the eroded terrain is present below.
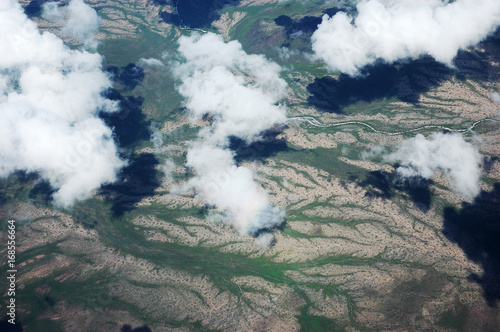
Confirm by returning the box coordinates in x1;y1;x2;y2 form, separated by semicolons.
1;0;500;331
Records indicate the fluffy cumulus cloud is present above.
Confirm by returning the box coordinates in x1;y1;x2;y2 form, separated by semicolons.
173;33;288;235
64;0;100;49
491;92;500;104
42;0;100;50
174;33;288;144
138;58;164;67
41;2;63;21
385;133;482;198
0;0;125;207
312;0;500;75
150;122;175;184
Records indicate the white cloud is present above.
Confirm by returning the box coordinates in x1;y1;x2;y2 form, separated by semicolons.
62;0;100;50
139;58;164;67
173;32;288;235
42;0;100;50
161;159;176;185
312;0;500;75
385;133;482;199
174;33;287;144
150;121;175;184
254;232;275;247
185;144;285;235
0;0;125;207
41;2;62;21
150;122;164;151
360;144;385;160
278;46;300;61
491;92;500;104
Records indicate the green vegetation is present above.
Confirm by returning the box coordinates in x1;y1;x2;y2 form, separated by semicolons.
2;0;499;330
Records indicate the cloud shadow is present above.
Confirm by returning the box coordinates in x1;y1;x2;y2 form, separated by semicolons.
24;0;50;18
0;316;23;332
442;183;500;307
160;0;241;29
228;128;291;165
101;153;161;218
274;8;344;37
99;88;158;217
100;89;150;149
106;64;145;91
307;56;452;113
28;179;55;206
360;170;432;212
453;27;500;82
121;324;152;332
273;8;345;53
307;27;500;114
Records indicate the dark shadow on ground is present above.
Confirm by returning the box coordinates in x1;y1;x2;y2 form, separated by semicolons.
121;324;152;332
251;216;287;247
399;178;433;212
99;87;157;217
28;179;55;206
381;271;448;329
0;171;57;207
198;203;216;216
160;11;180;26
442;183;500;307
453;27;500;82
307;57;452;113
360;170;432;212
100;89;150;149
252;219;287;236
0;316;23;332
0;186;6;206
484;156;500;174
274;15;322;35
101;153;160;218
1;90;151;211
0;171;35;205
228;128;291;165
106;64;145;91
24;0;50;18
160;0;240;29
273;8;344;54
274;8;344;37
361;170;395;199
152;0;168;5
307;27;500;113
